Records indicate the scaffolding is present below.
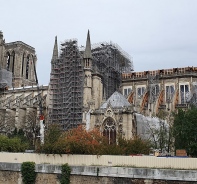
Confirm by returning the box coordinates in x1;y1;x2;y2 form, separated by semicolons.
49;39;133;130
148;74;160;103
81;41;133;99
49;39;84;130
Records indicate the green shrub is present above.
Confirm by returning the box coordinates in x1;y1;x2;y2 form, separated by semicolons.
60;163;71;184
101;144;126;155
21;162;36;184
40;123;62;154
119;136;152;155
0;135;28;152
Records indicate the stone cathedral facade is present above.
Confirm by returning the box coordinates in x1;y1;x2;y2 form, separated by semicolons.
0;31;37;88
0;30;196;144
0;31;48;135
48;31;135;143
122;67;197;117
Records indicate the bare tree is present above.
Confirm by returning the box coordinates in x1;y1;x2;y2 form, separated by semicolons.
24;108;39;148
0;110;15;135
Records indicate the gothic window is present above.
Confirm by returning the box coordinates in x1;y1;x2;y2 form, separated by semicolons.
11;51;15;74
6;52;11;71
26;55;30;79
103;118;116;144
32;54;35;80
22;53;25;76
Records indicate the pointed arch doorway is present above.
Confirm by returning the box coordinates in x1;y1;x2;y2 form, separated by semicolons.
103;117;116;144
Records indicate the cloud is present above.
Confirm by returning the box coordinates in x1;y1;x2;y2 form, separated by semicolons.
1;0;197;84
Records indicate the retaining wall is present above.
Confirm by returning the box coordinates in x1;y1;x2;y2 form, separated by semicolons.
0;153;197;169
0;162;197;183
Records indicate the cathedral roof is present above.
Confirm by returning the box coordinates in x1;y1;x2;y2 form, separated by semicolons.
100;91;131;109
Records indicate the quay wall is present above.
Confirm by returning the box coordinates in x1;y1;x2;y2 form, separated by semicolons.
0;162;196;183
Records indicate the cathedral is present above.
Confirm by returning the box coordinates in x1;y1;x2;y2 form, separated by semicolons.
0;31;47;135
0;30;196;143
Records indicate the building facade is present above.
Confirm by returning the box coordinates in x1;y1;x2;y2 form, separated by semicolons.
0;86;48;135
0;31;47;138
122;67;197;117
49;30;133;136
0;30;196;143
89;91;136;143
0;31;37;88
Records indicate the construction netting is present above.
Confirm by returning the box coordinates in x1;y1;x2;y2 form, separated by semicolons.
135;113;169;152
0;69;12;89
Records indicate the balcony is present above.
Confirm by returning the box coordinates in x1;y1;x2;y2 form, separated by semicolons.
175;104;188;108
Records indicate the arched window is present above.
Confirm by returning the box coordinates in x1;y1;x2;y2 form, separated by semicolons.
11;51;15;74
6;52;11;71
32;54;36;81
22;53;25;76
26;55;30;79
103;118;116;144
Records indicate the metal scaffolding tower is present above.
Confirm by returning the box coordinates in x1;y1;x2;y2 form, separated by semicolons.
82;41;133;99
49;36;133;130
49;39;84;130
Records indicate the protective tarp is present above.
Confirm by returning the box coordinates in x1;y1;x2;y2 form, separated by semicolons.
0;69;12;88
135;113;169;150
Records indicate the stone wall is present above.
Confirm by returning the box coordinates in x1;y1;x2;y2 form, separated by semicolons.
0;163;196;184
70;176;194;184
0;171;20;184
0;171;195;184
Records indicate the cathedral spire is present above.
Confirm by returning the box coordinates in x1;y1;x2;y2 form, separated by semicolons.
83;30;92;59
52;36;58;61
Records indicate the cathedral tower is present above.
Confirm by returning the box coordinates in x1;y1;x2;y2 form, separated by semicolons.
0;31;37;88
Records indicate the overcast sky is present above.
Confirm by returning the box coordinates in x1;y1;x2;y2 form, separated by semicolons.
1;0;197;85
